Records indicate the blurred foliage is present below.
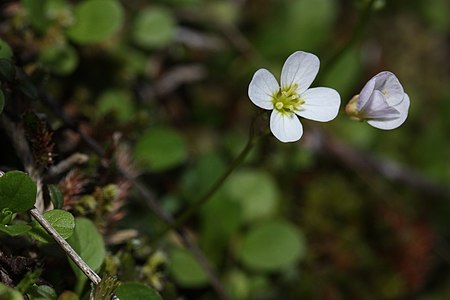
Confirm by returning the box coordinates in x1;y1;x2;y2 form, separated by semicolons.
0;0;449;299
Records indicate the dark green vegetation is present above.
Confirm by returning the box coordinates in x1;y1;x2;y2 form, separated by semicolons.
0;0;449;299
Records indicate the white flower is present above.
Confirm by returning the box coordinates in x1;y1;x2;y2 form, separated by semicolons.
248;51;341;143
345;71;410;130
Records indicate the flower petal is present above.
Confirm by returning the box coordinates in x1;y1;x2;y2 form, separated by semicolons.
360;90;401;119
270;110;303;142
295;87;341;122
358;76;376;111
367;93;410;130
280;51;319;93
248;68;278;110
372;71;405;107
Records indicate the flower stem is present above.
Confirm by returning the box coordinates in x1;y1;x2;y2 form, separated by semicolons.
169;113;262;232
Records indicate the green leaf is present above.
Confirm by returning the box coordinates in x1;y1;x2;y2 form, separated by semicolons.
134;127;187;172
0;59;16;82
115;282;162;300
0;171;36;212
97;89;134;123
29;209;75;243
0;39;13;59
225;169;279;221
0;224;32;236
131;7;175;49
67;0;124;44
25;284;57;300
39;44;79;75
239;220;306;272
0;208;13;224
48;185;64;209
169;248;208;287
67;218;106;290
0;89;4;114
0;282;23;300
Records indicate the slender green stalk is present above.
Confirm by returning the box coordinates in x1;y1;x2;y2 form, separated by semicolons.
167;113;263;233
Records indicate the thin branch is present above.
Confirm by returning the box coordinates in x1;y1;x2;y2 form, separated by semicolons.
29;207;101;284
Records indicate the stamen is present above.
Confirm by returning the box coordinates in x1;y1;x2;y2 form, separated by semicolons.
272;84;303;114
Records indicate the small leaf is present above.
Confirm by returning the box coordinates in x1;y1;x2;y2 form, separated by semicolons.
239;220;306;272
131;7;175;49
0;224;32;236
0;208;13;224
0;171;37;213
134;127;187;172
225;170;279;221
97;89;134;123
29;209;75;243
48;185;64;209
67;218;106;289
67;0;124;44
169;248;208;288
25;284;57;300
115;282;162;300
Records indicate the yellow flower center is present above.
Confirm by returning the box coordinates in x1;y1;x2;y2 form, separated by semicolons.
272;84;304;115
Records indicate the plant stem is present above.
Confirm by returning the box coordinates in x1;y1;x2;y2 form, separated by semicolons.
172;113;262;230
29;207;101;285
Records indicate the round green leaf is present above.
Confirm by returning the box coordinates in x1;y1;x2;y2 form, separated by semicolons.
67;218;106;282
29;209;75;243
134;127;187;172
131;7;175;49
0;171;36;212
97;89;134;123
39;44;78;75
239;220;306;272
169;248;208;287
67;0;124;44
115;282;162;300
0;39;13;59
225;170;279;221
